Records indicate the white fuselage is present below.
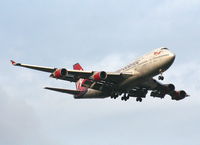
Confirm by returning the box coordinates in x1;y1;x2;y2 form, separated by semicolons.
79;48;176;99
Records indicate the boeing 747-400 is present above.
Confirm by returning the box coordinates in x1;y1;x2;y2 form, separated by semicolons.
11;47;189;102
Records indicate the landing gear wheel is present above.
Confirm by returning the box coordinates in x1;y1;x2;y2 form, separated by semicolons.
121;93;129;101
158;69;164;80
111;92;118;99
124;96;129;101
121;97;128;101
136;97;142;102
158;76;164;80
126;95;130;100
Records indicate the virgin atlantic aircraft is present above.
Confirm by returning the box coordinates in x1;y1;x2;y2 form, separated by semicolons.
11;47;189;102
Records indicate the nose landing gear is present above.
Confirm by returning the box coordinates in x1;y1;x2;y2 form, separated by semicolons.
158;76;164;80
158;69;164;80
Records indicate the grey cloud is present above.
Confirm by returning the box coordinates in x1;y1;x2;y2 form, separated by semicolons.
0;88;53;145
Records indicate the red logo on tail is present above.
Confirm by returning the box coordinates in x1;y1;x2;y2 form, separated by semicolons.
73;63;87;92
73;63;83;70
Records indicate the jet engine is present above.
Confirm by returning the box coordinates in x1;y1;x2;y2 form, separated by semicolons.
91;71;107;81
151;84;175;98
170;90;188;101
163;84;175;92
53;68;68;78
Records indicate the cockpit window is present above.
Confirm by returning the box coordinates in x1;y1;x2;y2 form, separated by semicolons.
161;47;168;50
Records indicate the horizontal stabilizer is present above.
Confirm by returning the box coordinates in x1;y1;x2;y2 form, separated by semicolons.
44;87;81;95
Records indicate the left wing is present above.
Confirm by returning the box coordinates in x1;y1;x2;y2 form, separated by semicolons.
125;78;189;102
140;78;189;101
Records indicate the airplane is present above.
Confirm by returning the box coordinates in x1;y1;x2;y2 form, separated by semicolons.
11;47;189;102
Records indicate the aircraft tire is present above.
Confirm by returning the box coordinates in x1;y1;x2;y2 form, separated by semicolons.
158;76;164;80
136;97;142;102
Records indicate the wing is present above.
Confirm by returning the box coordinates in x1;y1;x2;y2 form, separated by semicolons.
11;60;55;73
139;78;189;101
11;60;132;84
65;70;131;83
126;78;189;101
11;60;77;82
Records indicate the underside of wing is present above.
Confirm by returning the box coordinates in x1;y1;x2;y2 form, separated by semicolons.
50;69;132;88
67;70;132;83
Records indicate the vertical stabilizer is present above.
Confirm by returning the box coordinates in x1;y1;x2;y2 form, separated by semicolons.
73;63;83;71
73;63;86;91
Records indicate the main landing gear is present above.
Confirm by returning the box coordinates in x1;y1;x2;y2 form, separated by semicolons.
111;93;130;101
121;95;142;102
111;89;146;102
136;97;142;102
158;69;164;80
111;92;119;99
121;93;129;101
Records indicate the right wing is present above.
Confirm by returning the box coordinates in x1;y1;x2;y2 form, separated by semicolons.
11;60;76;82
11;60;55;73
11;60;133;84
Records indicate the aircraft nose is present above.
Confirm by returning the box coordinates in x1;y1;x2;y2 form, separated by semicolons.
169;52;176;60
168;52;176;63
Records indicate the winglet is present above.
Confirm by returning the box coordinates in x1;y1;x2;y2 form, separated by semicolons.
10;60;16;65
10;60;20;66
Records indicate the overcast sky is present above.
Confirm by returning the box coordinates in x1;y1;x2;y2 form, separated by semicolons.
0;0;200;145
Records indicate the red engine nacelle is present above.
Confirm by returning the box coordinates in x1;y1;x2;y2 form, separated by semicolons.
171;90;187;101
91;71;107;81
53;68;67;78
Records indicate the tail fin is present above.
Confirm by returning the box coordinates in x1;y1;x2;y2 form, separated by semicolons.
73;63;83;71
73;63;86;91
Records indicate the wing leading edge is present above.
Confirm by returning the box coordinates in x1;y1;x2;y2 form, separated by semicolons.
10;60;131;84
11;60;55;73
